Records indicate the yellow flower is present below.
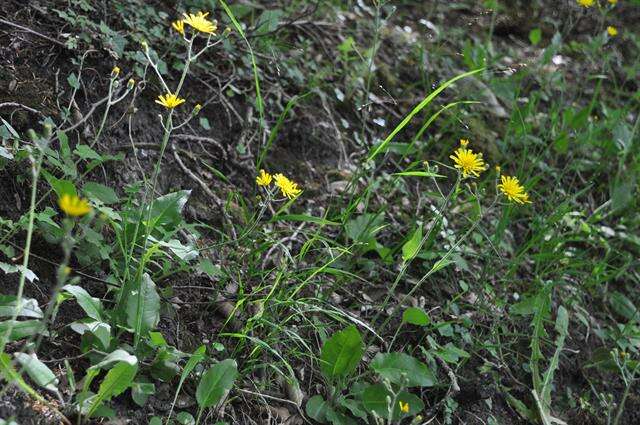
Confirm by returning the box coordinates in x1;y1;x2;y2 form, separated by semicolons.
111;66;120;77
58;194;92;217
183;11;217;34
155;93;186;109
273;173;302;199
577;0;595;6
608;0;617;4
495;165;501;174
399;401;410;413
63;266;72;276
172;20;185;36
256;169;273;187
459;139;469;147
498;175;531;204
450;146;487;178
607;26;618;36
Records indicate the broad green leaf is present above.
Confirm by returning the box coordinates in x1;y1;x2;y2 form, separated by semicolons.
402;307;430;326
320;325;363;380
177;411;195;425
0;353;42;401
126;274;160;336
14;353;59;393
0;320;45;341
402;226;422;262
305;395;328;423
0;296;43;318
434;343;470;364
326;407;358;425
132;382;155;407
63;285;103;321
0;262;39;283
370;352;436;387
43;172;76;197
88;361;138;417
84;182;118;204
361;384;424;419
168;345;207;419
70;319;111;349
89;349;137;370
146;190;191;230
74;145;102;161
609;292;637;321
196;359;238;409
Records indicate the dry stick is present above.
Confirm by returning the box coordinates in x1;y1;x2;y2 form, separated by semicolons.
0;18;68;48
0;102;46;117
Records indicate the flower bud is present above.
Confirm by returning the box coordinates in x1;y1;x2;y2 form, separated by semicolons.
111;66;121;77
193;103;202;115
127;79;135;89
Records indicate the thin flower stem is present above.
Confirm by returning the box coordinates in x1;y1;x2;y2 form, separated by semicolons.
0;137;45;352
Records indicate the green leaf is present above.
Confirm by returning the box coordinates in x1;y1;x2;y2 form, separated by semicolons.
63;285;103;321
402;307;430;326
0;263;39;283
529;28;542;45
370;352;436;387
69;319;111;349
74;145;102;161
146;190;191;230
0;296;43;318
305;395;329;423
132;382;155;407
90;349;138;370
368;67;484;161
84;182;118;204
0;320;45;341
609;292;637;321
176;411;195;425
14;353;59;393
320;325;363;380
126;274;160;336
0;353;42;402
434;343;470;364
43;172;76;197
168;345;207;419
67;72;80;89
361;384;424;419
88;361;138;417
402;226;422;262
196;359;238;409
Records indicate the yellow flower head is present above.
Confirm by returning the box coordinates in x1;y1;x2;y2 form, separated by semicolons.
459;138;469;147
577;0;595;6
183;11;217;34
450;145;487;178
256;169;273;187
63;266;72;276
172;20;185;36
111;66;120;77
608;0;617;4
607;26;618;36
498;175;531;204
399;401;410;413
155;93;186;109
495;165;501;174
273;173;302;199
58;194;92;217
